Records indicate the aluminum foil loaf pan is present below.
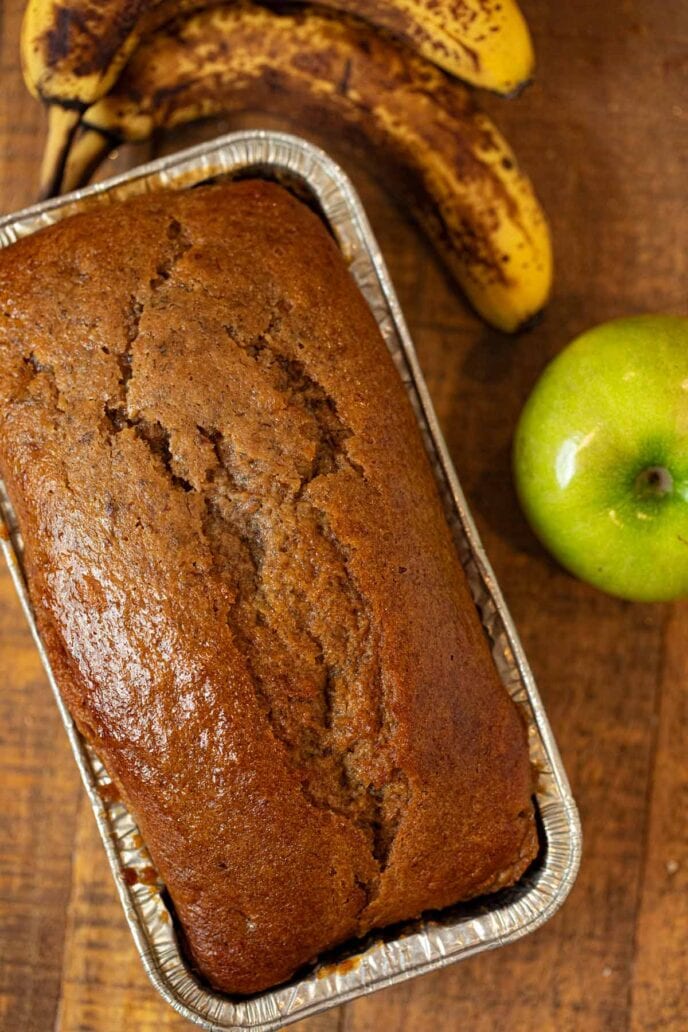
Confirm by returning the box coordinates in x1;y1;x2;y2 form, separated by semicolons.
0;131;581;1031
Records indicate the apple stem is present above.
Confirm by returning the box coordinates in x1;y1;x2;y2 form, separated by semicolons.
635;465;674;499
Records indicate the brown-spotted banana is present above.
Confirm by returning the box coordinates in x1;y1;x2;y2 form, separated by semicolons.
23;0;534;195
21;0;152;194
64;3;551;333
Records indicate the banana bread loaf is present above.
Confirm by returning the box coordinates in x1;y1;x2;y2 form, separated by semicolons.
0;180;536;994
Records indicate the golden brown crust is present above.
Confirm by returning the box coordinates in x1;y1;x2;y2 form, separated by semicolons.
0;181;536;994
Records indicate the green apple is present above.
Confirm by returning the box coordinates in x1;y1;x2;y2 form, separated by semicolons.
513;315;688;602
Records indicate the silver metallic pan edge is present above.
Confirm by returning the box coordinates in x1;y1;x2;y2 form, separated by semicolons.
0;130;581;1032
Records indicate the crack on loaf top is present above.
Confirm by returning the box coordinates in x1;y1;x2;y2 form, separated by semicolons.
227;318;365;494
102;218;196;496
98;237;406;895
149;218;193;290
13;351;66;413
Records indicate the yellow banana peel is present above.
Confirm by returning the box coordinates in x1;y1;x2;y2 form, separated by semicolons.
71;4;550;332
22;0;535;196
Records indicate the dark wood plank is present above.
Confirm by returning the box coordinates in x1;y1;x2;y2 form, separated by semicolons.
0;568;83;1032
55;796;194;1031
0;0;47;211
629;606;688;1031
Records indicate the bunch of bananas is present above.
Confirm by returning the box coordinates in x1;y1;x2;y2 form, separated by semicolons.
20;0;551;332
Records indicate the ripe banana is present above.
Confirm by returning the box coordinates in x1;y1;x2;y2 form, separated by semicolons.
66;4;551;333
21;0;151;194
341;0;534;94
23;0;534;195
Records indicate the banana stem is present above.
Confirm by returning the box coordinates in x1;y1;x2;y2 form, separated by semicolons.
61;129;116;194
38;106;82;199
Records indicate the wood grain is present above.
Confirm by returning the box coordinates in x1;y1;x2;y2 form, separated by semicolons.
0;1;687;1030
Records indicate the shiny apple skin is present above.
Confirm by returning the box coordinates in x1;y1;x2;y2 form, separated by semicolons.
513;315;688;601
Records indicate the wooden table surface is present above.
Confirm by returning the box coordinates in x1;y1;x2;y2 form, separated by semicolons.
1;1;687;1030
